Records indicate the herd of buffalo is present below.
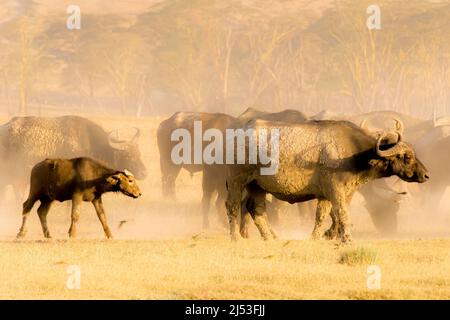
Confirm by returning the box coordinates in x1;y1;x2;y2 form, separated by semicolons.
0;108;448;242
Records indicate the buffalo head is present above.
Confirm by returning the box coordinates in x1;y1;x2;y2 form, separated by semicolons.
108;127;147;179
373;132;429;183
107;170;142;198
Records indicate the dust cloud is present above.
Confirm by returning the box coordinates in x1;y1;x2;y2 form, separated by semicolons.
0;1;449;241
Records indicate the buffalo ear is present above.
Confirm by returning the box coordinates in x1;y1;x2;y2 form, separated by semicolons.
106;174;120;186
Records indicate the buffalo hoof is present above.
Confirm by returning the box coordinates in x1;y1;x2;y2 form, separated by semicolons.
270;229;278;240
340;233;353;244
16;230;27;239
324;228;338;240
240;231;249;239
230;233;241;242
240;227;250;239
104;229;113;239
311;230;323;240
261;232;274;241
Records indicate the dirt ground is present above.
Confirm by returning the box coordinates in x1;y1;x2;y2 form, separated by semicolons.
0;115;449;299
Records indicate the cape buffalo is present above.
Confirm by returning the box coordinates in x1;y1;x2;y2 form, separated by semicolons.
355;111;450;232
156;109;309;229
0;115;147;202
16;157;142;239
225;120;429;243
237;108;309;237
157;111;237;228
157;111;237;198
310;110;450;234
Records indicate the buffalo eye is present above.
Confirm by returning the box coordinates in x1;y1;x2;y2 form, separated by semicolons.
404;154;412;165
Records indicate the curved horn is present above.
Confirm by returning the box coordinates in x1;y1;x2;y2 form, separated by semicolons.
393;118;404;135
108;127;140;149
108;130;128;150
376;132;405;157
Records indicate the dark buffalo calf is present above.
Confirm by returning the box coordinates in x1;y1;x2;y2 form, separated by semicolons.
17;157;142;239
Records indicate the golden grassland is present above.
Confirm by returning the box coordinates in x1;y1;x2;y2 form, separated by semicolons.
0;114;449;299
1;238;450;299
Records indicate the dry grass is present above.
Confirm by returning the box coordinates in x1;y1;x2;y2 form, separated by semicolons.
0;114;449;299
1;238;450;299
339;246;378;266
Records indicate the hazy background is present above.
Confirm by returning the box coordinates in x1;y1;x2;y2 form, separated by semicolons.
0;0;449;118
0;0;449;242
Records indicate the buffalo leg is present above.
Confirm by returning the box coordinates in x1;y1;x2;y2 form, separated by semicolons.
247;183;273;241
68;195;82;238
214;179;229;228
267;197;282;226
201;173;214;229
160;162;181;199
92;197;113;239
264;212;278;239
311;199;332;240
325;193;354;241
225;176;247;241
246;196;278;240
215;191;228;227
225;193;242;241
297;200;316;224
239;195;253;238
16;196;37;239
331;194;352;243
324;209;339;240
252;210;274;241
37;199;53;238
